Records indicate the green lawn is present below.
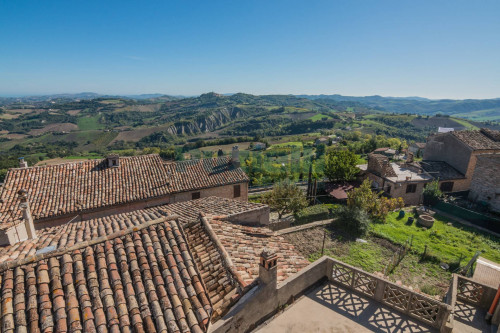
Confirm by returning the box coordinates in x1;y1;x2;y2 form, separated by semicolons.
371;212;500;264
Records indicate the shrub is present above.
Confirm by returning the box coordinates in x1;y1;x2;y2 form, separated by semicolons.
294;204;331;225
335;206;371;237
421;284;441;296
423;180;442;206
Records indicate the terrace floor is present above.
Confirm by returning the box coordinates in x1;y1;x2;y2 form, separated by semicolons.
256;282;437;333
453;301;495;333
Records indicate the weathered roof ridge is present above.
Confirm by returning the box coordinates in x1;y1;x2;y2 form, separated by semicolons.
197;213;249;288
0;214;179;272
451;128;500;150
8;153;162;171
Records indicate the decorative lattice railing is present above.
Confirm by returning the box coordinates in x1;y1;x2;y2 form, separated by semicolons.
329;259;451;329
456;276;485;306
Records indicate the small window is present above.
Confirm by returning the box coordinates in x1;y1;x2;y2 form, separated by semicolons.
192;192;201;200
386;186;391;194
440;182;454;192
406;184;417;193
234;185;241;198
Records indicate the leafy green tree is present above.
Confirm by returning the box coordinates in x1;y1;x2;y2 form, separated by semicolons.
423;180;442;206
261;181;308;219
335;206;371;237
324;150;359;182
316;143;326;158
347;179;404;221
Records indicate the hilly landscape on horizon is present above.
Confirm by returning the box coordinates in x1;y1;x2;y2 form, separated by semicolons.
1;91;499;181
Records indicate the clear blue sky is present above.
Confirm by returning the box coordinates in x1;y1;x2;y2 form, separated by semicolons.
1;0;499;99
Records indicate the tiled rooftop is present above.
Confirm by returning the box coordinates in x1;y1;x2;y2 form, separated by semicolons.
0;216;212;333
385;163;433;183
419;160;466;181
0;154;248;226
452;128;500;150
206;216;310;285
0;197;266;264
0;196;307;324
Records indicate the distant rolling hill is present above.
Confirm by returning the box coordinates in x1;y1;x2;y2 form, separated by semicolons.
298;94;500;121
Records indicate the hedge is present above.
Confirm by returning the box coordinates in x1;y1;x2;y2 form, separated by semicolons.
294;204;337;225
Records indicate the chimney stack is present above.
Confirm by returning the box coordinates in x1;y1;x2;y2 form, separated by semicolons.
106;154;120;168
19;157;28;168
18;189;36;240
259;248;278;288
231;146;240;168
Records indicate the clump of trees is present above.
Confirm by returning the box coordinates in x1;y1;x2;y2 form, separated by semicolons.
324;149;359;182
261;181;308;219
347;179;404;221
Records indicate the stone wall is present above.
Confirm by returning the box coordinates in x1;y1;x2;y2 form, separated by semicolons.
366;173;425;206
424;134;473;175
389;181;425;206
469;154;500;213
32;182;249;229
226;206;270;225
170;182;248;203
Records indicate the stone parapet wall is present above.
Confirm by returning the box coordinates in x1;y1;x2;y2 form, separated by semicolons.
469;154;500;213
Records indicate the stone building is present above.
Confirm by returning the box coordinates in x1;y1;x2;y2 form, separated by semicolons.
364;153;466;205
424;128;500;192
468;154;500;213
0;151;248;232
408;142;426;156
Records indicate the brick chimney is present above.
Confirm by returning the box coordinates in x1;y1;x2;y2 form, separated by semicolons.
18;189;36;240
231;146;240;168
18;157;28;168
259;248;278;288
106;154;120;168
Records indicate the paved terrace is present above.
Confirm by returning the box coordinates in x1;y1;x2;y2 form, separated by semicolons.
258;282;436;333
213;256;500;332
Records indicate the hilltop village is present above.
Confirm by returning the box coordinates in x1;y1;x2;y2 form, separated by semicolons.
0;129;499;333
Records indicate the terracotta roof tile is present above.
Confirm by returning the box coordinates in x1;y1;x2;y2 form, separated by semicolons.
0;217;212;333
0;155;248;226
0;197;266;264
452;129;500;150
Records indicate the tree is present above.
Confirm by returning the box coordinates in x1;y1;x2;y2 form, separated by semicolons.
335;206;371;237
261;181;308;219
316;143;326;158
324;150;359;182
423;180;442;206
347;179;404;221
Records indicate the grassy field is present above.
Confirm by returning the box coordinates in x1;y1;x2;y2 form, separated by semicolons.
371;212;500;264
270;141;303;148
450;117;480;130
309;114;332;121
77;115;105;130
285;227;451;295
